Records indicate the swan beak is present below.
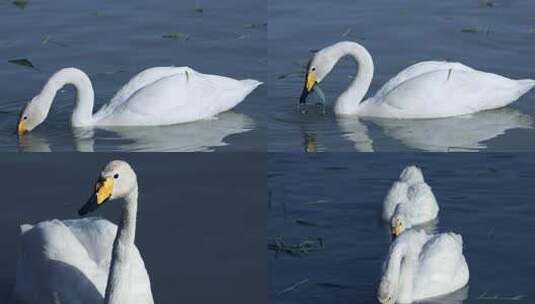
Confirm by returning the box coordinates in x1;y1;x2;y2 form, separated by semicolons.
391;223;402;237
299;70;317;104
17;119;28;136
79;177;114;216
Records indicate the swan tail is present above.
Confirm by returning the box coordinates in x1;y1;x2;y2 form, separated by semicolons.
19;224;33;234
518;79;535;92
241;79;263;91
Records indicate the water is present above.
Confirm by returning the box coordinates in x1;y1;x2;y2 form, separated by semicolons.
0;0;266;151
268;0;535;152
0;153;267;303
268;153;535;303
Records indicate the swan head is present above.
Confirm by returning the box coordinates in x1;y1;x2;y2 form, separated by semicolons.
17;95;50;136
299;46;338;104
377;279;396;304
79;160;138;216
391;214;408;238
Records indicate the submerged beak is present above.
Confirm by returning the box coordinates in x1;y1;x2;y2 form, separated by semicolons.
299;70;317;104
16;119;28;136
79;176;114;216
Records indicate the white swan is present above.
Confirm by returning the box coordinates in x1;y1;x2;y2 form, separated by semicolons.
13;160;153;304
382;166;439;236
377;230;469;304
16;67;262;135
299;41;535;118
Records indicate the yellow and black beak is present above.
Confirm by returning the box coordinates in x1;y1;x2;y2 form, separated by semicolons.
79;176;114;216
391;222;402;238
16;112;28;136
299;69;317;104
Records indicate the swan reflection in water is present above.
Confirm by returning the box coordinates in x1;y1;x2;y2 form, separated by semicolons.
416;286;469;304
17;112;254;152
337;108;532;152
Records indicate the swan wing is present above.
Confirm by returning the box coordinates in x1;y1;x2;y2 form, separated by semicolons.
95;67;188;118
104;68;259;125
413;233;469;299
373;68;525;118
374;61;475;99
405;183;439;225
15;219;105;304
108;67;188;107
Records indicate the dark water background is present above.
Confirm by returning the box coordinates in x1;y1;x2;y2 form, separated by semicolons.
0;153;267;304
268;153;535;303
268;0;535;152
0;0;266;151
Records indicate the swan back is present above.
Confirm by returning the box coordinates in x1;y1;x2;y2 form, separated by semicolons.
400;183;439;227
95;67;193;119
96;67;261;126
374;61;475;100
413;233;469;299
364;67;530;119
399;166;425;184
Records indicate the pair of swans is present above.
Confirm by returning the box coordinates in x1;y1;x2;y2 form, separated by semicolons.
300;41;535;118
14;161;153;304
16;67;262;136
378;166;469;303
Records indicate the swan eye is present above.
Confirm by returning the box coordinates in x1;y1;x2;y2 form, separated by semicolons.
114;173;119;179
311;67;316;71
23;116;28;120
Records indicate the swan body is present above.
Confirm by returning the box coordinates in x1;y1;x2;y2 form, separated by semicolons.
382;166;439;236
13;161;154;304
14;218;152;304
17;67;262;135
377;230;469;304
300;41;535;119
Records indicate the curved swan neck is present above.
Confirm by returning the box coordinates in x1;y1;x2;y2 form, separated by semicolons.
105;186;139;304
383;244;407;299
331;42;374;115
385;243;415;302
40;68;95;126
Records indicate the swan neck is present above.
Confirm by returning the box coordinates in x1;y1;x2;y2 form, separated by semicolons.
334;42;374;115
105;186;139;304
385;244;406;300
41;68;95;127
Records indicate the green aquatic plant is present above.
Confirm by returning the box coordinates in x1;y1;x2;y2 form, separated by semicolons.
461;27;480;33
12;0;27;9
268;237;324;256
480;0;494;7
8;58;35;69
162;32;191;41
295;218;320;227
243;23;267;29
